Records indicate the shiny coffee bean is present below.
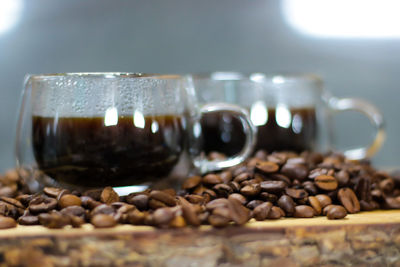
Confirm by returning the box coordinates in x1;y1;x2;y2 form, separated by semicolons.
91;214;117;228
294;205;314;218
326;205;347;219
315;175;338;191
59;194;82;209
338;188;360;214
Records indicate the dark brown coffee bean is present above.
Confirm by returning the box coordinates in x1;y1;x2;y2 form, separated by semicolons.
100;187;120;204
233;172;252;184
152;208;175;226
0;184;17;198
0;216;17;229
268;174;291;185
253;202;272;221
178;196;200;226
326;205;347;219
359;200;375;211
186;194;204;204
294;205;314;218
247;158;262;168
90;204;115;217
260;181;286;194
308;196;322;215
43;187;62;198
127;210;146;225
259;192;278;202
380;178;395;194
315;175;338;191
268;206;283;219
39;213;70;229
18;215;39;225
240;184;261;197
246;200;264;210
59;194;82;209
0;201;19;219
213;184;233;198
202;174;222;185
335;170;350;186
70;216;85;228
285;188;308;199
29;196;57;214
302;181;318;195
254;150;268;160
182;176;202;190
278;195;295;216
338;188;360;214
315;194;332;208
0;196;24;209
308;168;330;179
383;197;400;209
228;193;247;205
232;165;249;177
281;164;308;181
267;153;287;165
16;194;34;207
202;188;217;199
208;214;230;228
206;198;229;210
126;194;149;211
228;198;250;225
212;207;231;219
220;171;233;183
56;189;71;202
91;214;117;228
83;189;103;201
60;206;86;219
150;190;176;207
255;161;279;174
228;181;241;192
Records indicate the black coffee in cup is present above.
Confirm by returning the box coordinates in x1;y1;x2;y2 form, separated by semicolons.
201;107;317;155
32;115;186;187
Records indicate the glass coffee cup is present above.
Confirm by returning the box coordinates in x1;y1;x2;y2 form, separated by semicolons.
192;72;385;160
16;73;256;192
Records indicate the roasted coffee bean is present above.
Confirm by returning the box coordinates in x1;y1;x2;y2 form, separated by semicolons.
285;188;308;199
16;194;35;207
359;200;375;211
212;207;231;219
255;161;280;174
234;172;252;184
383;197;400;209
208;214;230;228
83;189;103;201
29;196;57;214
202;174;222;185
246;200;264;210
213;184;233;198
148;199;167;209
338;188;360;213
39;213;70;229
259;192;278;203
232;165;249;177
335;170;350;186
0;184;17;198
315;175;338;191
268;174;291;185
202;189;217;199
286;157;306;166
228;181;241;192
182;176;202;190
278;195;295;216
302;181;318;195
308;168;330;180
56;189;71;202
150;191;176;207
186;194;204;204
70;216;85;228
268;206;283;219
240;184;261;197
228;198;250;225
0;216;17;229
228;193;247;205
254;150;268;160
281;164;308;181
294;205;314;218
91;214;117;228
127;210;146;225
60;206;86;220
153;208;175;226
126;194;149;211
170;215;186;228
0;196;24;209
220;171;233;184
380;178;395;194
90;204;115;217
253;202;272;221
326;205;347;219
18;215;39;225
260;181;286;194
59;194;82;209
308;196;322;215
267;153;287;166
43;187;62;198
100;187;120;204
178;197;200;226
206;198;229;210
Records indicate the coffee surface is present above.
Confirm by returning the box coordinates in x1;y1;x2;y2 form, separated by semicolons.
32;115;186;187
201;107;317;156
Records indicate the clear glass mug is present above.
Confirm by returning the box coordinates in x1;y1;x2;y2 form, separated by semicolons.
191;72;385;160
16;73;256;192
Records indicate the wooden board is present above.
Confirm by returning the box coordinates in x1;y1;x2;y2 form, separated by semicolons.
1;210;400;266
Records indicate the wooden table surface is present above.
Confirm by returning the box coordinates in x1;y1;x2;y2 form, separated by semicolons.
0;210;399;267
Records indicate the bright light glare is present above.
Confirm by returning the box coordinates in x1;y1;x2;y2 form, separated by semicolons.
250;101;268;126
276;104;292;129
133;110;145;129
104;107;118;126
0;0;23;35
282;0;400;38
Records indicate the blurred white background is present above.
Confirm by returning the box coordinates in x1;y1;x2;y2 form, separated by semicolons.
0;0;399;172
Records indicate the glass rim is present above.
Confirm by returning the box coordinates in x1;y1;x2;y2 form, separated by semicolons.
27;72;182;81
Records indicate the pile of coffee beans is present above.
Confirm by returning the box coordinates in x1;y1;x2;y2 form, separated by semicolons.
0;150;399;229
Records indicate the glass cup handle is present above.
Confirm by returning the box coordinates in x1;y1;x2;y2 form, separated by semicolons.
328;97;385;160
194;102;257;173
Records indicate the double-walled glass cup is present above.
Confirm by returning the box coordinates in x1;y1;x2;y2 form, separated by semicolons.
192;72;385;160
16;73;256;192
